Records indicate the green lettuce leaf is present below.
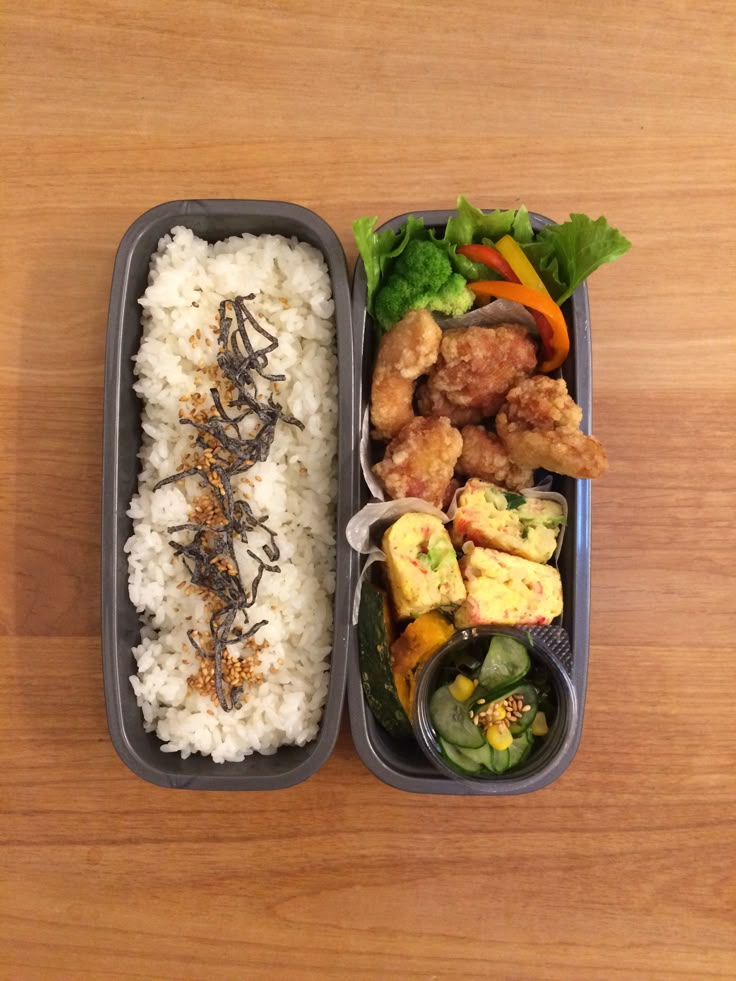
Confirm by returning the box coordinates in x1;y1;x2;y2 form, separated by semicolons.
522;213;631;304
443;195;518;246
511;205;534;244
521;240;566;298
353;214;427;313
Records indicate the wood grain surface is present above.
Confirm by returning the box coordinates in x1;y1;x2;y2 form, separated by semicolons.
2;1;735;978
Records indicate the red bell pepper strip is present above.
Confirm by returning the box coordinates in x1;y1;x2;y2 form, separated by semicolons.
459;245;567;371
467;280;570;373
457;244;520;284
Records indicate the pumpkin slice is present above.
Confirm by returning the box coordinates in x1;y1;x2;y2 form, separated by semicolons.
358;584;456;737
391;611;455;717
358;582;413;737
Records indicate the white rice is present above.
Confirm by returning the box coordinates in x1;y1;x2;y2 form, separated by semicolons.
125;226;337;762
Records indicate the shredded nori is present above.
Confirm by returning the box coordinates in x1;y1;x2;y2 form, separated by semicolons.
154;295;303;711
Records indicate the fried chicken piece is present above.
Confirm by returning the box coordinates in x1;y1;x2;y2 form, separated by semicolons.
442;478;461;511
496;375;608;479
416;381;484;427
456;425;534;491
373;417;463;507
371;309;443;440
421;324;537;421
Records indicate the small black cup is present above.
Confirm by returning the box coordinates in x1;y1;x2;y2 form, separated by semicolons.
413;625;579;789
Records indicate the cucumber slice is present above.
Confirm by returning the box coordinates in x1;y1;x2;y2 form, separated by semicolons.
507;731;534;769
429;685;485;749
478;635;531;695
441;734;511;776
518;732;535;765
439;738;483;774
505;684;539;736
490;747;510;773
457;741;493;768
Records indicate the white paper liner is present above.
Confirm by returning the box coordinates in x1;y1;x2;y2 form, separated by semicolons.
360;406;387;501
346;498;448;623
436;298;537;332
347;486;567;624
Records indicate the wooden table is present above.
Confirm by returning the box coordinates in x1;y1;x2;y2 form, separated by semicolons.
3;2;735;978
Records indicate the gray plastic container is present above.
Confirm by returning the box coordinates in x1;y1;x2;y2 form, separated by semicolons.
347;209;592;795
102;200;356;789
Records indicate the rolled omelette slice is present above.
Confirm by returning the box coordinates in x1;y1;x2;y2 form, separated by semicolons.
382;513;466;620
452;479;564;564
454;546;562;628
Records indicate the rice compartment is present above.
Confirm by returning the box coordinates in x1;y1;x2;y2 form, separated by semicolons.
126;226;338;763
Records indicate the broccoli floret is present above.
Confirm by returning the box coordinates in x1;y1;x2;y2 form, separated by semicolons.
374;276;415;330
393;238;452;287
424;273;474;318
373;239;474;331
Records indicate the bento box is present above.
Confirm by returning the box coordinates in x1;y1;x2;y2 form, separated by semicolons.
103;198;609;794
101;200;356;790
346;209;594;796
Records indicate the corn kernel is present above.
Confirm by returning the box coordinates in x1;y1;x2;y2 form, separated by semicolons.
531;711;549;736
486;723;513;751
449;674;475;702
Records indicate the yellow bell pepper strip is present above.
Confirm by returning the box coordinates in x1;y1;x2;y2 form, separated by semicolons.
494;235;552;298
460;245;568;371
467;280;570;373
